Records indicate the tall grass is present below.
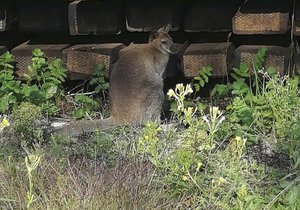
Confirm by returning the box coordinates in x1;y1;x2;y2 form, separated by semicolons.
0;155;169;210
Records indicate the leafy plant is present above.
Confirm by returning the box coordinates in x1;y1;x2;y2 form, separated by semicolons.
0;52;21;113
231;62;250;81
24;49;66;87
211;48;273;140
21;49;66;115
89;64;109;94
1;46;300;209
137;121;162;167
0;50;66;115
72;94;99;119
11;102;43;147
211;84;230;97
210;48;300;208
212;47;269;99
193;66;213;92
68;64;109;119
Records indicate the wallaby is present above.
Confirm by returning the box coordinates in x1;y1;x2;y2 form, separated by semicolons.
53;25;177;136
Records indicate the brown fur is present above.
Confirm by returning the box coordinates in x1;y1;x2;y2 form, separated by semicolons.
54;25;177;136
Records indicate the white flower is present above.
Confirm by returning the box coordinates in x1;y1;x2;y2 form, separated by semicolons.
175;83;184;93
185;84;193;94
167;89;175;98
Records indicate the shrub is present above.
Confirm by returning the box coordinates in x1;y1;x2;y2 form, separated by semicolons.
0;50;66;116
11;102;43;147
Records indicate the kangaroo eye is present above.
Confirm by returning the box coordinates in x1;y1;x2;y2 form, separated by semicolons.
161;40;167;44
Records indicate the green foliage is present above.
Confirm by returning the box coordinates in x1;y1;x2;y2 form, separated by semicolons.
219;62;253;98
0;50;66;115
21;49;66;115
89;64;109;94
231;62;250;80
137;122;162;167
212;62;252;99
211;84;230;97
193;66;212;92
227;97;253;126
286;183;300;208
134;112;281;209
11;102;43;147
0;92;299;210
25;49;66;87
225;74;300;146
69;63;108;119
136;119;208;197
288;119;300;170
1;47;300;209
212;48;280;140
0;52;21;113
92;131;117;163
72;94;99;119
212;47;270;99
262;76;300;167
211;48;300;208
254;47;267;71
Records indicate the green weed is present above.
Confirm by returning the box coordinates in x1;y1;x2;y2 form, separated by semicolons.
0;48;299;209
0;50;66;116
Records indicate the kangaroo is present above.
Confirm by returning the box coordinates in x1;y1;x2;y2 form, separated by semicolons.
53;25;177;136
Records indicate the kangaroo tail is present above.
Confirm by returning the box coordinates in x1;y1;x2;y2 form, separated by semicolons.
50;117;115;137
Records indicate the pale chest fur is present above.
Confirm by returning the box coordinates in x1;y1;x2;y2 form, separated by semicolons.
148;49;169;77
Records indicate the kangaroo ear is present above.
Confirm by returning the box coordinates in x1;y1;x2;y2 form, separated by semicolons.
157;24;171;33
148;32;158;42
177;40;190;57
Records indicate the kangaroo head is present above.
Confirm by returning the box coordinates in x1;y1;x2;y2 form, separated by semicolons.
149;25;177;54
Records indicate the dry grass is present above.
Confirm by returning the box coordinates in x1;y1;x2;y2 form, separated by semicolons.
0;156;169;210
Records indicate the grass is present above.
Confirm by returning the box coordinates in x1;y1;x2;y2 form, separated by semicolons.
0;119;296;209
0;73;300;209
0;153;168;209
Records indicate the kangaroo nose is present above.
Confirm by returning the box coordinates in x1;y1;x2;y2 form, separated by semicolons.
170;45;178;54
